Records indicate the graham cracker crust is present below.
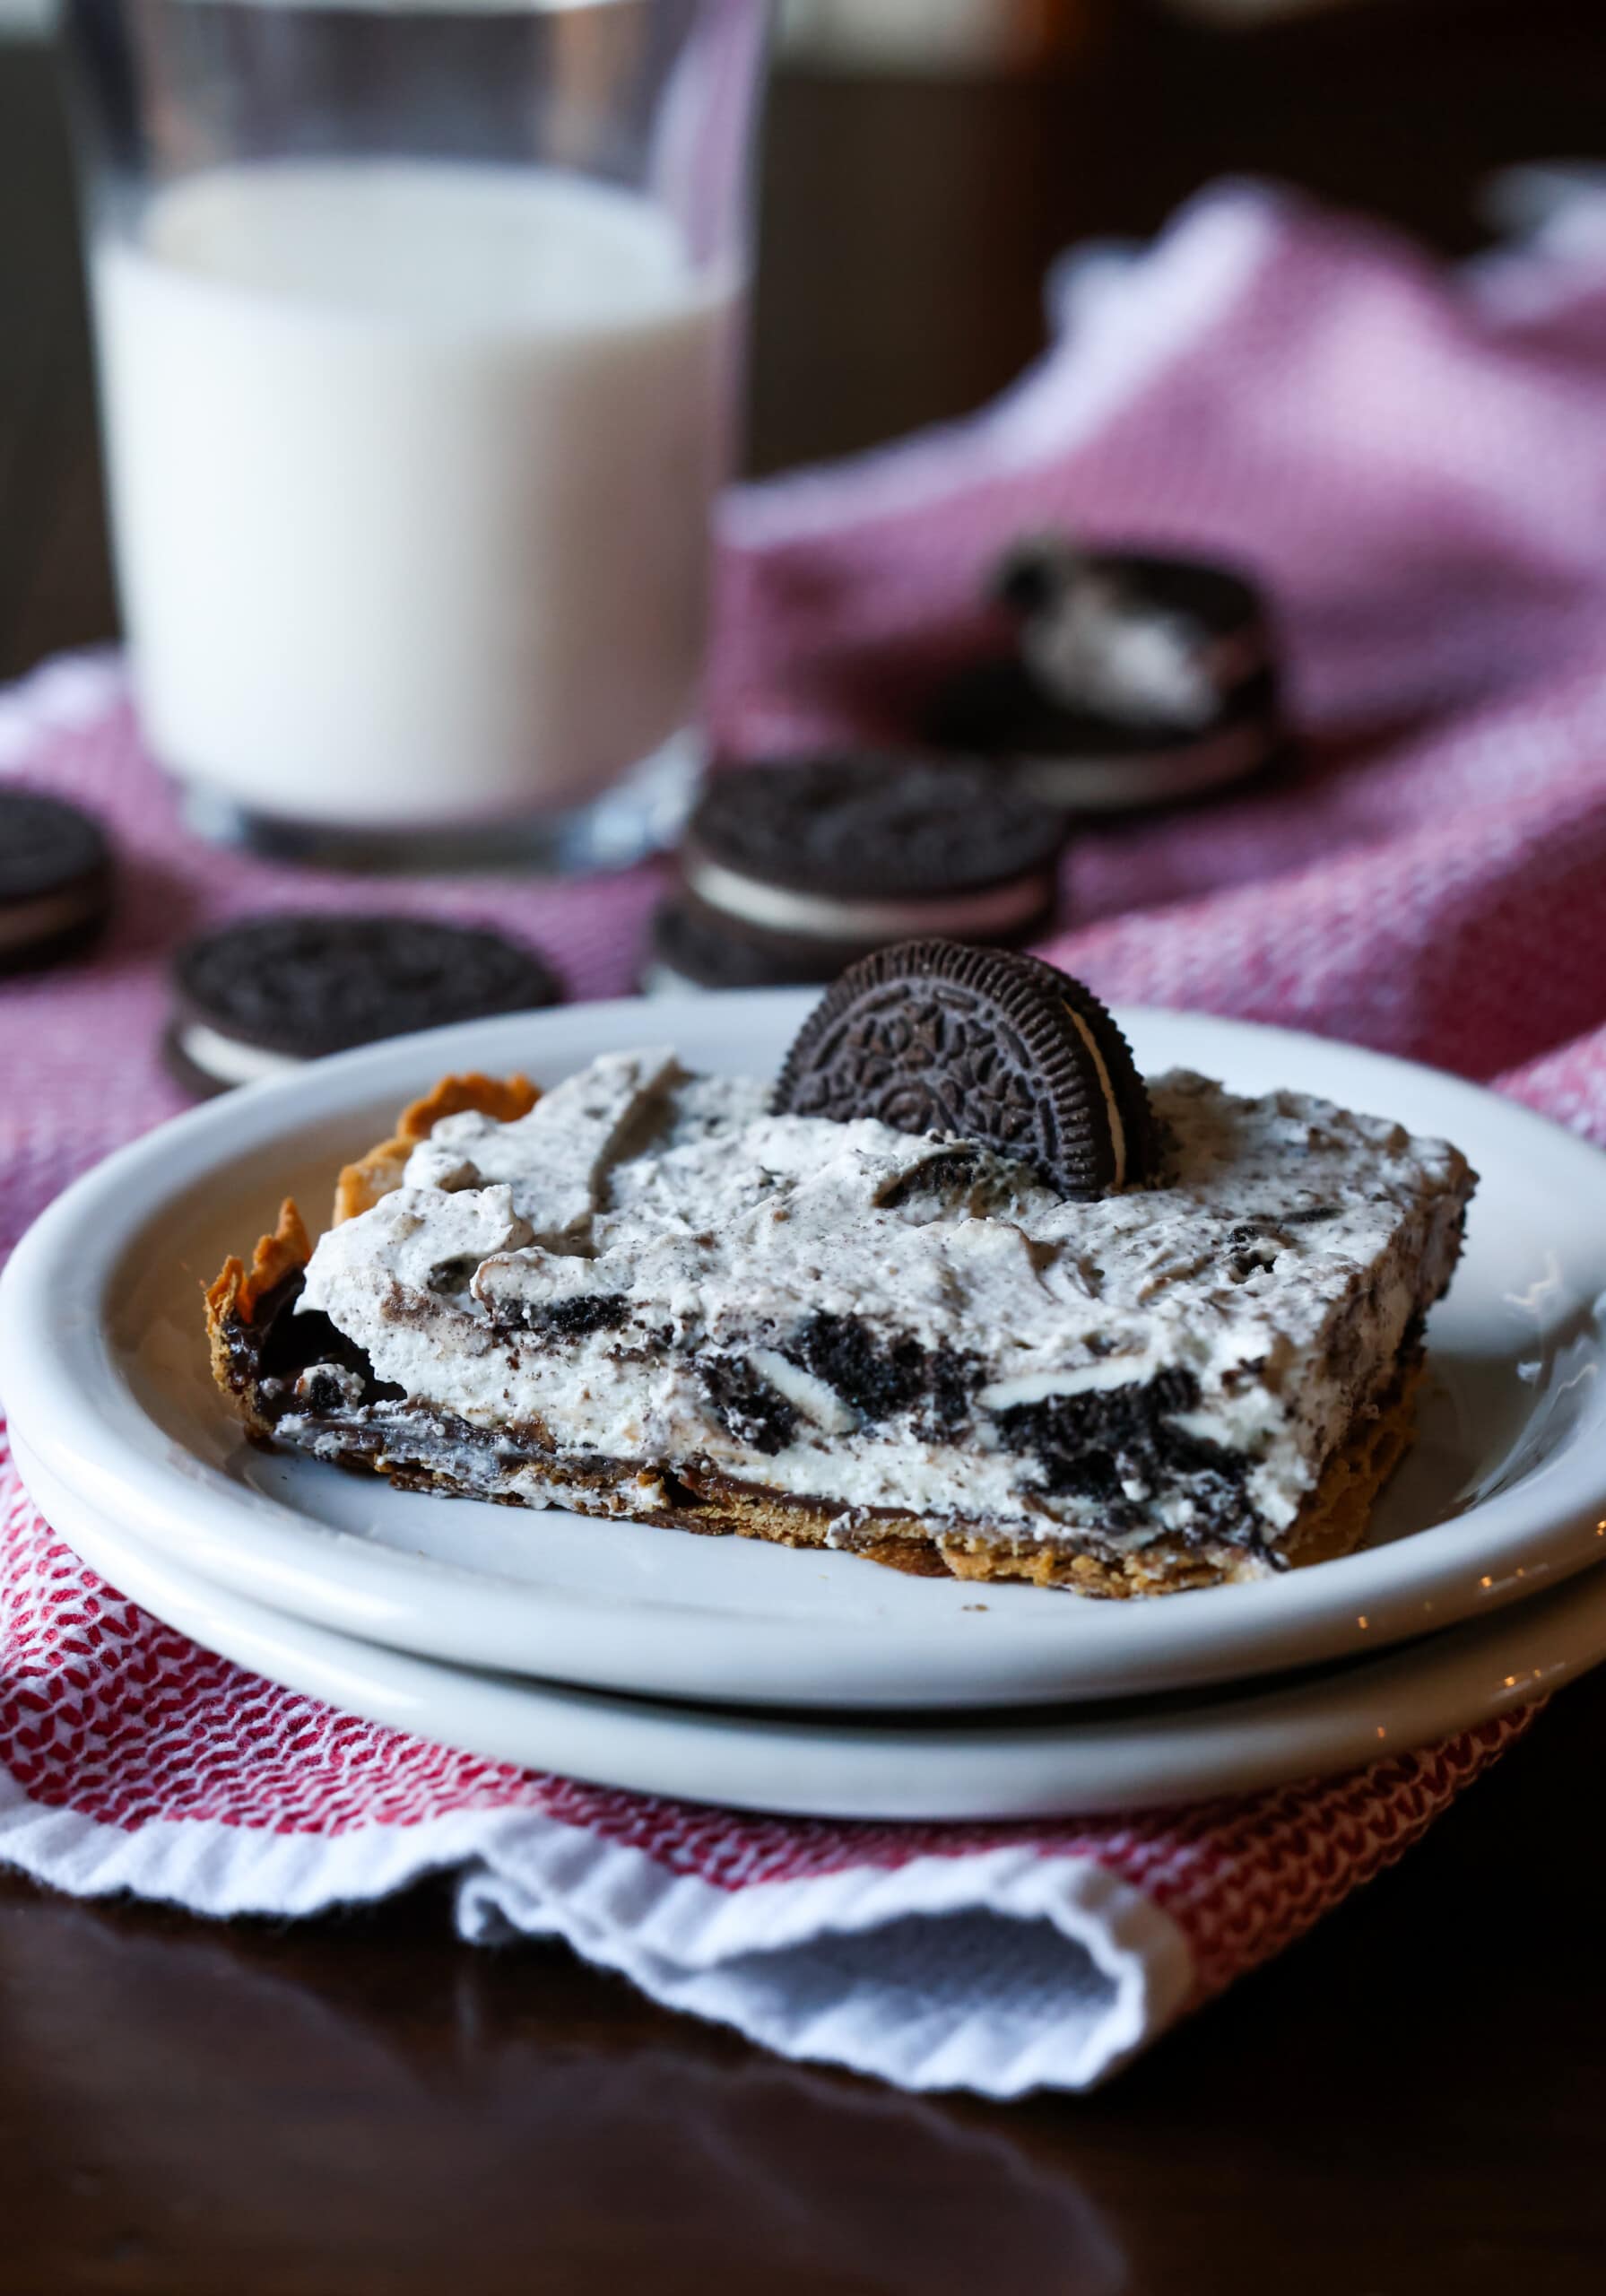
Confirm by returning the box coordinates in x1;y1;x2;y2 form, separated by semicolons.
205;1074;1424;1598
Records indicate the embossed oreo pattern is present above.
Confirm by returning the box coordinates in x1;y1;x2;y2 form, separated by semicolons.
774;942;1152;1197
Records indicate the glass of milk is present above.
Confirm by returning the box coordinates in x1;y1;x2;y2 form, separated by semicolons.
65;0;768;868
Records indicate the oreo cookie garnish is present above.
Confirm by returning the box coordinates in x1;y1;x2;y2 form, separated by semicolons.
0;790;115;974
772;940;1154;1200
168;911;562;1097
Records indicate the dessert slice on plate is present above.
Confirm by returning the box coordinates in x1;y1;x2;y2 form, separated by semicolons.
206;944;1474;1596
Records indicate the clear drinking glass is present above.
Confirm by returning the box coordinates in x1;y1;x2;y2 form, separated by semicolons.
63;0;769;869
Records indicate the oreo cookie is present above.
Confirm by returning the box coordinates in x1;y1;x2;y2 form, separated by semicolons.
646;754;1068;994
168;912;563;1097
643;895;852;996
0;790;114;973
773;939;1153;1198
930;537;1286;813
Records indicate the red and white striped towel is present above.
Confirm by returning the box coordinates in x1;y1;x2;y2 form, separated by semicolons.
5;176;1606;2092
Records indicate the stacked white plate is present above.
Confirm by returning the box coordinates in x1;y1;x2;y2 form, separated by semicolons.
4;995;1606;1819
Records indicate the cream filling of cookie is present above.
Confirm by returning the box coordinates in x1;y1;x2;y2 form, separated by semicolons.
641;961;712;998
0;885;101;952
1021;577;1207;727
683;857;1051;943
291;1051;1473;1555
178;1023;302;1085
1020;564;1265;731
1020;718;1275;813
1061;1005;1125;1189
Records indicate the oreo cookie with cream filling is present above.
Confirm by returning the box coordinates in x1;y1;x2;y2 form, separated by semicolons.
0;790;115;973
929;537;1286;813
641;894;856;996
658;754;1067;992
167;912;562;1097
773;938;1153;1199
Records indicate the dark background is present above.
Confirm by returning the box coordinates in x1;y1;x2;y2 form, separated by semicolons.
4;4;1606;2287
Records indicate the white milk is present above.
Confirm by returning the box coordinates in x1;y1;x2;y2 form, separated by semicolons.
92;161;739;828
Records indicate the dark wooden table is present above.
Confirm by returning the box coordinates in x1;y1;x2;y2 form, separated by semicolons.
5;5;1606;2286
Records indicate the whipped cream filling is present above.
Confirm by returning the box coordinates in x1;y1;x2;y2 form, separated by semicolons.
294;1051;1473;1559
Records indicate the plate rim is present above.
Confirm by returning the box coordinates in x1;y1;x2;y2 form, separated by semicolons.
4;991;1606;1710
15;1431;1600;1821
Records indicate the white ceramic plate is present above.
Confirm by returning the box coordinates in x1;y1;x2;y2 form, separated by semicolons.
17;1431;1603;1818
4;994;1606;1711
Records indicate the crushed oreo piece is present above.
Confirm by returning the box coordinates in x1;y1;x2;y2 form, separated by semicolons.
1225;1205;1339;1282
780;1314;982;1439
1225;1225;1282;1284
991;1368;1254;1538
874;1148;992;1210
918;1345;982;1442
219;1268;404;1425
773;939;1154;1198
517;1293;632;1341
786;1313;926;1425
426;1254;485;1299
294;1361;367;1414
699;1354;799;1454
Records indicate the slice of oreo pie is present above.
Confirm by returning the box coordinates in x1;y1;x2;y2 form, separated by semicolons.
773;938;1153;1199
168;912;563;1097
0;790;115;973
929;537;1287;813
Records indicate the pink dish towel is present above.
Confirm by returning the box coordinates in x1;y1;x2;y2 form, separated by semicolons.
5;178;1606;2096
